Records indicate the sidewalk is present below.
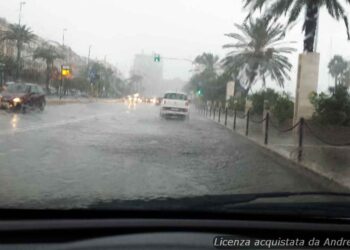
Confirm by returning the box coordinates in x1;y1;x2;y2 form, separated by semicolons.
205;111;350;190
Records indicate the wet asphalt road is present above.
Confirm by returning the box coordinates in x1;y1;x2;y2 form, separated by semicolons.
0;101;344;209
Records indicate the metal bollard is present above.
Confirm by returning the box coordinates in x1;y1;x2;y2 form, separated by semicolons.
298;118;304;162
264;112;269;145
245;110;250;136
233;109;237;130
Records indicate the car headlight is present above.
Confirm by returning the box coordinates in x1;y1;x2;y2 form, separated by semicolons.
13;97;22;103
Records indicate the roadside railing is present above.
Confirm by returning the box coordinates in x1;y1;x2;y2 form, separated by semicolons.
199;105;350;162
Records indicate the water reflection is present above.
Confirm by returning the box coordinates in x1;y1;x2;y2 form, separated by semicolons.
127;101;136;110
11;114;19;129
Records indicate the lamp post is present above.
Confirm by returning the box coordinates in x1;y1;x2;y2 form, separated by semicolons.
62;28;67;47
87;45;92;95
18;1;26;25
87;45;92;65
60;28;67;97
0;63;4;89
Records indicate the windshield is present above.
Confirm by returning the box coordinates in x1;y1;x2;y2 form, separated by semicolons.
164;93;187;100
0;0;350;216
5;84;29;93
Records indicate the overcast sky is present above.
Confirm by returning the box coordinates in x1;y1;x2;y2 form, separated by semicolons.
1;0;350;95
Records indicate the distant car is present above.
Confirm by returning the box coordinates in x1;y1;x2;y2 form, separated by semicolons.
0;83;46;112
160;92;189;120
155;97;162;106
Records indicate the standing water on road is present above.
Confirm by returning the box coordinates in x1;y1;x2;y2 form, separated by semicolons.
0;0;349;222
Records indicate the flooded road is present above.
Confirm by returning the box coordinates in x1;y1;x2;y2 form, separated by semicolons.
0;102;342;209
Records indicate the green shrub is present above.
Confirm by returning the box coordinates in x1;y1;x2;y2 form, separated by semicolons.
250;88;279;115
310;85;350;126
272;93;294;124
227;95;246;111
249;88;294;124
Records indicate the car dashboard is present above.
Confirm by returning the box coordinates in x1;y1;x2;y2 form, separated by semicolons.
1;210;350;249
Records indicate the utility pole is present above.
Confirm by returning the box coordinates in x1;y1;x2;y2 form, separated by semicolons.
18;1;26;25
0;63;4;90
87;45;92;96
87;45;92;65
60;29;67;98
62;28;67;47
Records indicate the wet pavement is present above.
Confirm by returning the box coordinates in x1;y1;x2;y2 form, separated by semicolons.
0;102;345;209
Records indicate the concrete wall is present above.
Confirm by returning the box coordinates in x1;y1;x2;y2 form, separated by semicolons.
294;53;320;124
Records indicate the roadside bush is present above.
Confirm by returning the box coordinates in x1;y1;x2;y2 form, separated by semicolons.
310;85;350;126
272;93;294;124
249;88;279;115
249;88;294;124
227;95;246;111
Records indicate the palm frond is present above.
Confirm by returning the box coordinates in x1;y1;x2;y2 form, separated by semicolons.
222;17;294;91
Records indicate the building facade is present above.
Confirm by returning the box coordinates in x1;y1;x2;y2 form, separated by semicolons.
0;17;87;83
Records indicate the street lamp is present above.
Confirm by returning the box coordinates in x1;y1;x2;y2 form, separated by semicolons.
62;28;67;47
0;63;5;89
87;45;92;65
18;1;26;25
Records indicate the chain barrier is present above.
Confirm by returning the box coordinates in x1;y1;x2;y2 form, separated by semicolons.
269;120;301;133
201;105;349;164
236;112;247;119
304;122;350;147
250;117;267;124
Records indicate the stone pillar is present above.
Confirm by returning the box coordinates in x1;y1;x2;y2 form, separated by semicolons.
226;81;235;108
226;81;235;101
293;53;319;125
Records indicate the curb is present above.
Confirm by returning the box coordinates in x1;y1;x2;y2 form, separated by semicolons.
205;115;350;191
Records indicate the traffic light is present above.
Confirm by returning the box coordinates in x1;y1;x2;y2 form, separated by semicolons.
154;54;161;62
62;68;70;76
196;89;203;97
61;65;72;78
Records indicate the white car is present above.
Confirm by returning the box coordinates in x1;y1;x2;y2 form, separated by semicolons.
160;91;190;119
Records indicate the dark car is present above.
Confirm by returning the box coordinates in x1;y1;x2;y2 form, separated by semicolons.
155;97;162;106
0;83;46;112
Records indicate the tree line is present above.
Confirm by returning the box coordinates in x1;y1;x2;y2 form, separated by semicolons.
184;0;350;126
0;23;134;98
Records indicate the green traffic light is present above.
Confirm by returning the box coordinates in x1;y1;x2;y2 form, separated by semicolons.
154;54;160;62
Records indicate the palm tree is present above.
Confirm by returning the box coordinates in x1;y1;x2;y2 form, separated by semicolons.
328;55;348;88
185;53;221;101
0;24;36;80
33;45;64;93
193;53;219;74
222;17;295;95
0;53;16;82
243;0;350;53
